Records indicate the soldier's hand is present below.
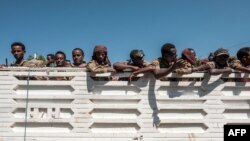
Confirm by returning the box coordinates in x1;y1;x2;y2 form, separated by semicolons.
128;72;137;83
131;66;140;71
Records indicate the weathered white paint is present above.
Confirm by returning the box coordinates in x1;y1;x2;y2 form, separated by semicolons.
0;68;250;141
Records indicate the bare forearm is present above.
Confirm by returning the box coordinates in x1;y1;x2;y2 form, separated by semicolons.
234;66;250;73
192;64;211;72
132;66;155;75
113;63;135;71
209;68;232;75
153;67;174;79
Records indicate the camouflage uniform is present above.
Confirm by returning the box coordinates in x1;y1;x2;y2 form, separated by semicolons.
46;62;56;67
11;59;44;67
71;63;87;68
228;56;244;69
175;59;203;74
87;60;111;73
206;61;231;69
151;58;173;69
228;56;250;82
11;60;28;67
24;59;45;67
175;61;193;74
194;59;202;67
151;57;188;73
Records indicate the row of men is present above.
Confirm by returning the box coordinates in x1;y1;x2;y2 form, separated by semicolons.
1;42;250;80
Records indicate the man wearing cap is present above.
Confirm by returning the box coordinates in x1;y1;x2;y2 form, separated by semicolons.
128;43;184;81
113;49;150;71
192;48;232;75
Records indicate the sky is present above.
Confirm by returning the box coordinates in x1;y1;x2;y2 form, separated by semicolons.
1;0;250;65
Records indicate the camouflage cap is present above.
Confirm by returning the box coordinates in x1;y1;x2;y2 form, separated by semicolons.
214;48;229;57
130;49;145;59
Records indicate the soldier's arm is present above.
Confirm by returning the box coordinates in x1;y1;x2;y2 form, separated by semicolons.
209;67;232;75
128;65;155;82
131;65;155;76
113;62;139;71
153;64;178;79
229;59;250;73
233;66;250;73
192;63;212;72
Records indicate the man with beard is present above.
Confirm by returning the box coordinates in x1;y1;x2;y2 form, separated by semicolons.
192;48;232;75
87;45;116;73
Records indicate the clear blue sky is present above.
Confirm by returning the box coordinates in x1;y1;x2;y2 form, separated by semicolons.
1;0;250;64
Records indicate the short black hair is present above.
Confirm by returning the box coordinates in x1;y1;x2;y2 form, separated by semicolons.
55;51;66;60
11;42;26;51
47;54;55;59
237;47;250;61
72;48;84;56
161;43;176;56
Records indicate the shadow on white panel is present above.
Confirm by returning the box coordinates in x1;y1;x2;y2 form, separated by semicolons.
157;86;201;98
12;123;73;133
92;86;141;95
14;85;74;95
222;87;250;96
158;123;207;133
90;123;140;133
158;109;206;119
90;109;140;119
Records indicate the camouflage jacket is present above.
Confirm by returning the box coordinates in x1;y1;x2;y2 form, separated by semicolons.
151;58;173;69
87;60;111;73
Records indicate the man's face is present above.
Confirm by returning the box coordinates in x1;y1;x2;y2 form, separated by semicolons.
72;50;83;65
47;56;54;64
95;51;106;63
163;48;177;62
132;56;144;66
214;54;229;66
11;45;25;60
241;52;250;66
55;54;65;67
